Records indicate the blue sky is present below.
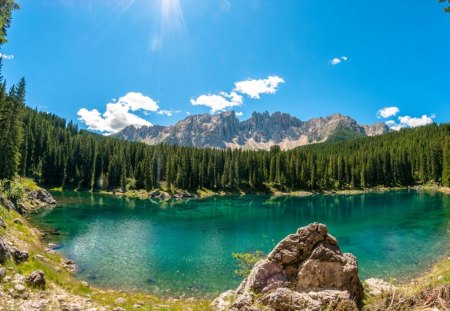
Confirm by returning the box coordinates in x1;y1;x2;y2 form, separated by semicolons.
2;0;449;133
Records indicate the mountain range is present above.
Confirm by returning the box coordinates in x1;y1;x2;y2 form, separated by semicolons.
114;111;390;150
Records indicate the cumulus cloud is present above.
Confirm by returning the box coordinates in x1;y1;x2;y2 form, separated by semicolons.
234;76;285;99
191;75;284;113
191;91;243;113
330;56;348;65
386;114;435;131
77;92;160;134
377;106;400;119
0;53;14;60
235;112;243;117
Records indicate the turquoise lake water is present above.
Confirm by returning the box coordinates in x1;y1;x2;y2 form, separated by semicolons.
29;190;450;297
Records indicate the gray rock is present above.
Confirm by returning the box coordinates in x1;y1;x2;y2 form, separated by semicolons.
0;196;15;210
16;202;29;214
14;283;26;293
0;216;6;229
211;223;363;311
27;270;46;287
9;247;29;263
211;290;235;311
0;267;6;279
35;189;57;204
13;218;23;225
0;237;9;263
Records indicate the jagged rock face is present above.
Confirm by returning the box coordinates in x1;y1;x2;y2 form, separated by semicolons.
211;223;363;311
115;111;390;151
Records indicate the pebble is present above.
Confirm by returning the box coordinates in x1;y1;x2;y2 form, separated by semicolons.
14;284;26;293
113;308;126;311
35;254;45;260
115;297;126;304
437;275;444;281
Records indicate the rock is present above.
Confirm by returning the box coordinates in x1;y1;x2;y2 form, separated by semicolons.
211;290;235;311
35;189;57;204
35;254;45;260
0;195;15;210
115;297;126;304
0;216;6;229
16;202;29;214
13;218;23;225
14;284;26;293
211;223;363;311
364;278;396;296
27;270;46;288
0;237;9;263
81;281;90;287
113;308;126;311
149;190;161;198
0;267;6;279
63;259;77;273
9;247;29;263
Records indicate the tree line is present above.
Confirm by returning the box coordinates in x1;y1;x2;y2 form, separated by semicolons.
15;108;450;192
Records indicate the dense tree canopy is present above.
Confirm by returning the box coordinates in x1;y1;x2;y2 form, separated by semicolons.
17;108;450;192
0;0;18;44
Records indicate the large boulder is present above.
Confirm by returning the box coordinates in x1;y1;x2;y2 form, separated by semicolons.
211;223;363;311
27;270;46;288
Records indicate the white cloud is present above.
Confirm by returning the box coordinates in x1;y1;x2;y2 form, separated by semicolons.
157;109;181;117
377;106;400;119
191;91;243;113
386;114;435;131
77;92;160;134
118;92;159;112
234;76;285;99
0;53;14;60
330;56;348;66
235;112;243;117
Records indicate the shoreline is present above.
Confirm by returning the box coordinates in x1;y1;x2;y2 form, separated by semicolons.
1;179;448;310
49;184;450;201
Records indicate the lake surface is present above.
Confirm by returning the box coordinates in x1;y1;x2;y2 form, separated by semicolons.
30;190;450;297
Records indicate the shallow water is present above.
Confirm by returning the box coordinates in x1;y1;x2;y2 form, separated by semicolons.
30;190;450;297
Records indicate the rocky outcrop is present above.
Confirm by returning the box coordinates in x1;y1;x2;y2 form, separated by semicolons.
0;237;29;264
0;196;15;211
115;111;390;151
211;223;363;311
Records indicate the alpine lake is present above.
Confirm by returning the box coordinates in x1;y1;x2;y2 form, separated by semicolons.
29;190;450;298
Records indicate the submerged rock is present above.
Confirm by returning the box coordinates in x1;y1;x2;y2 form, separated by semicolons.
211;223;363;311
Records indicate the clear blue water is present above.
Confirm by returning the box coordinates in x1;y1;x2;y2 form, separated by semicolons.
29;190;450;297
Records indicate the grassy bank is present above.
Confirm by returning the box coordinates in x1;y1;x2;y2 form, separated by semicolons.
0;180;211;310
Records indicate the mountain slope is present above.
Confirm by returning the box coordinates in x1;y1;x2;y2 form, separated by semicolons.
114;111;390;150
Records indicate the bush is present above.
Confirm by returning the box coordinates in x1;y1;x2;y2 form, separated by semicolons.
232;251;265;277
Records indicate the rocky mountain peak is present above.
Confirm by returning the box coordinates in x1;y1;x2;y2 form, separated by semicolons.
114;110;390;150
